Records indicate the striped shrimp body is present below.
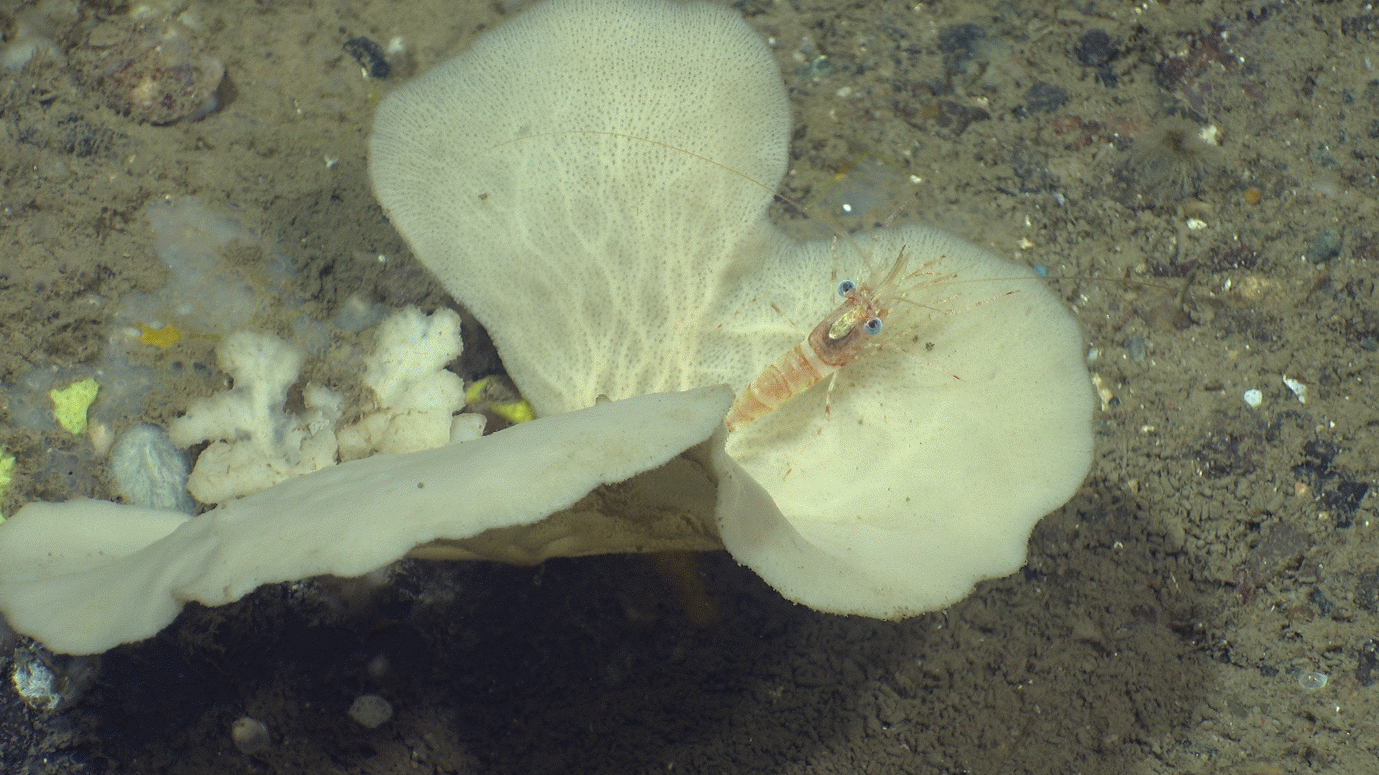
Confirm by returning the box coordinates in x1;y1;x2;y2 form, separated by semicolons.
724;246;924;432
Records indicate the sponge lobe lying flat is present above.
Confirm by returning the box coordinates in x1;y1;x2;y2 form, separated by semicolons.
0;387;735;654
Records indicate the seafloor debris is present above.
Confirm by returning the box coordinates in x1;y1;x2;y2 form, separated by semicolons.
11;644;99;712
230;717;272;754
70;16;224;125
348;694;394;729
344;36;390;79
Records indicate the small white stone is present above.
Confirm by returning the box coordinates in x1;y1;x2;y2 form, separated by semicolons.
1242;389;1262;408
348;694;393;729
231;716;271;754
1282;375;1308;404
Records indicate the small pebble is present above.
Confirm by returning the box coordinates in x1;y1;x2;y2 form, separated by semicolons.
344;36;390;79
231;716;271;754
938;23;985;60
1282;375;1308;404
1073;30;1119;67
11;647;99;713
1242;389;1262;408
349;694;394;729
1297;671;1328;690
366;654;391;681
1126;336;1147;364
1025;81;1069;114
806;55;837;78
1306;227;1342;263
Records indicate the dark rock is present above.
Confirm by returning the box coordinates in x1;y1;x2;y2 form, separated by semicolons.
344;37;390;79
1074;30;1119;67
1025;81;1069;113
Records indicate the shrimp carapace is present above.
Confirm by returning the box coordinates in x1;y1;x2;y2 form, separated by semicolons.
725;246;958;431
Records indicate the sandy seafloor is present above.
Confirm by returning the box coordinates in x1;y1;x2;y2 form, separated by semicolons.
2;0;1379;773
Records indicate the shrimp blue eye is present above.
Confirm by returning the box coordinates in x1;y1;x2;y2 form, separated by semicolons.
863;317;883;335
837;279;857;296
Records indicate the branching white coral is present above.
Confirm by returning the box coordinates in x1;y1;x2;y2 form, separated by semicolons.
168;330;341;504
337;307;474;460
168;307;475;504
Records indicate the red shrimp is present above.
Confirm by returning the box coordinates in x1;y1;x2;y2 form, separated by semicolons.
725;246;937;431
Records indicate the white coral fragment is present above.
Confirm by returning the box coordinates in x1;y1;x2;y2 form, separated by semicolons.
169;329;341;504
337;307;471;460
169;308;471;503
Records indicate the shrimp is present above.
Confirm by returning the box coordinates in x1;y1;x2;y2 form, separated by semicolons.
724;245;934;431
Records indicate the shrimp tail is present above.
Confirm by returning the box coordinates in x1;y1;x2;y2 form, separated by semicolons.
725;343;831;430
725;301;871;431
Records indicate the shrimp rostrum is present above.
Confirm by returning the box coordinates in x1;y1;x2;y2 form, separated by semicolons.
725;245;985;431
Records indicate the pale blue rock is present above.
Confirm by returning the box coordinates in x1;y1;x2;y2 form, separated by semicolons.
110;424;194;513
